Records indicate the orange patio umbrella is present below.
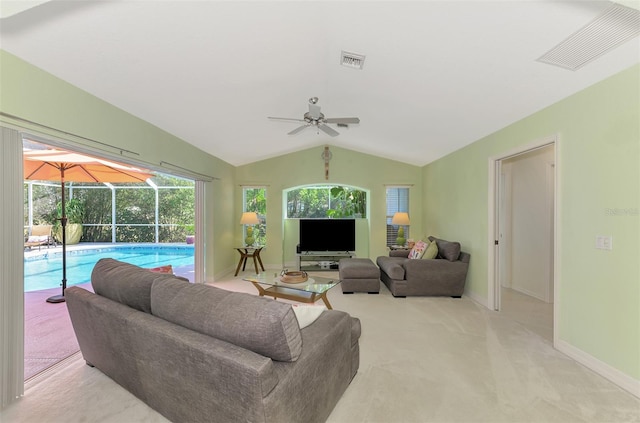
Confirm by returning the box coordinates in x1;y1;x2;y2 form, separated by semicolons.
24;148;153;303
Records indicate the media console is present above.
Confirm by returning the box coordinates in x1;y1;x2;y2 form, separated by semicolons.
297;251;354;272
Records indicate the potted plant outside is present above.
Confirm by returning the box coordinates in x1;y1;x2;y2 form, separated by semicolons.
53;198;84;245
185;224;195;244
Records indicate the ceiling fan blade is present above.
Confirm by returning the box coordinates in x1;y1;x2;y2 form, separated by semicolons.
308;104;322;119
288;125;309;135
318;124;339;137
268;117;306;123
324;117;360;124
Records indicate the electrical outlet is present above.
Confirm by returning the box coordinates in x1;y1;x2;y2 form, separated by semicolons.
596;236;613;250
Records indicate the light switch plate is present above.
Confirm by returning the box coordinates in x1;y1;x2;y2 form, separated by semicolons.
596;235;613;250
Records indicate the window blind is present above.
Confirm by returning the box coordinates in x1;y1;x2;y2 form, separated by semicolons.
386;187;410;245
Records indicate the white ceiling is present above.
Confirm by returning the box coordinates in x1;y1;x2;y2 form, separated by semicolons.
1;0;639;166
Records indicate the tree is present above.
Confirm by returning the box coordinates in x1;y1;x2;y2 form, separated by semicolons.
287;186;366;218
244;188;267;245
25;175;196;243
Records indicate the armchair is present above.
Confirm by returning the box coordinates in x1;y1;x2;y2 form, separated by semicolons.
376;236;470;297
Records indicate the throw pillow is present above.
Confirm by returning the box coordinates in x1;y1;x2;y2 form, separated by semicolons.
428;236;461;261
408;240;428;259
292;304;327;329
422;241;438;259
149;264;173;274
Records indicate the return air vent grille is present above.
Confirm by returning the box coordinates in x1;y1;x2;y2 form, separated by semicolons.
537;4;640;71
341;51;366;69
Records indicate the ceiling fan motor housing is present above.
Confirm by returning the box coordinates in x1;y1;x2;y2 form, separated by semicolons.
304;111;325;124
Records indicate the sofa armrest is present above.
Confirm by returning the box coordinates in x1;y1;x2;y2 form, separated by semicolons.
377;256;407;280
265;310;359;423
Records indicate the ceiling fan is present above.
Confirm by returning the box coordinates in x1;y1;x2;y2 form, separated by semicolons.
268;97;360;137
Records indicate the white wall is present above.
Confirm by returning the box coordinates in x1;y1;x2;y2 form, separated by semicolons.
503;145;554;302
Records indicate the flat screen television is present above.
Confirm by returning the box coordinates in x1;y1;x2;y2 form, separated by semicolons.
299;219;355;252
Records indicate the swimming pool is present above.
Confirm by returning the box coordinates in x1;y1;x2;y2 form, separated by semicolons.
24;245;194;292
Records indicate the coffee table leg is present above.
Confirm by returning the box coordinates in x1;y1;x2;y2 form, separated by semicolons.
251;281;266;297
320;293;333;310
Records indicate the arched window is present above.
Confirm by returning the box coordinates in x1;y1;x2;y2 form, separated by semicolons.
286;185;367;219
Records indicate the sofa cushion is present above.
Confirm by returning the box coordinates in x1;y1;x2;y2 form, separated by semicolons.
428;236;461;262
376;256;406;280
91;258;178;313
27;235;49;243
292;304;326;329
408;240;428;259
151;279;303;362
423;240;438;259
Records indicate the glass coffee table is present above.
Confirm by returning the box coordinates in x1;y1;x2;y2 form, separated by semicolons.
243;273;341;309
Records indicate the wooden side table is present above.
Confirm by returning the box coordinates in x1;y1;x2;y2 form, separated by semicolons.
389;245;411;251
234;246;265;276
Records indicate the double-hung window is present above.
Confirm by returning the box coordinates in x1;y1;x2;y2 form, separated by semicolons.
243;187;266;245
386;186;409;246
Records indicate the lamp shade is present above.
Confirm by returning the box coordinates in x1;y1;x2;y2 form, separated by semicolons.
240;212;260;225
391;212;410;226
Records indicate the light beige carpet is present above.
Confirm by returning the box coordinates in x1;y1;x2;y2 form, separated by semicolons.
3;271;639;423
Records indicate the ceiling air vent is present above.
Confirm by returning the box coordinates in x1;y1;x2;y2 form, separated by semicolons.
537;3;640;71
341;51;366;70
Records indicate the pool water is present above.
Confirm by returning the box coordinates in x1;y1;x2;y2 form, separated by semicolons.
24;245;194;292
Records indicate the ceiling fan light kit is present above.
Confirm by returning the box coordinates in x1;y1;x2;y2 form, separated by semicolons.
268;97;360;137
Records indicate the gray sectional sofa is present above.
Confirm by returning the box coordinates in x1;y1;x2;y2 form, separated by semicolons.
66;258;361;423
376;236;470;297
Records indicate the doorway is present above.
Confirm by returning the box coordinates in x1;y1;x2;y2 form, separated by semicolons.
22;137;199;380
488;136;557;343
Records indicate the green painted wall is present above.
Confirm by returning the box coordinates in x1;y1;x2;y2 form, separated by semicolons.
4;47;637;384
0;50;236;279
235;145;423;267
423;64;640;380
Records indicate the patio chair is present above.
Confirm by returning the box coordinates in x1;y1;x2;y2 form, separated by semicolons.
24;225;56;250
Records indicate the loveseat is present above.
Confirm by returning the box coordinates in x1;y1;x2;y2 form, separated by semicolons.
66;258;361;423
376;236;470;297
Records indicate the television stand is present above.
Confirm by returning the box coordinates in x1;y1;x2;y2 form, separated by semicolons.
297;251;354;272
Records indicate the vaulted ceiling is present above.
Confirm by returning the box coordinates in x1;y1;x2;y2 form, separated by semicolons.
1;1;639;166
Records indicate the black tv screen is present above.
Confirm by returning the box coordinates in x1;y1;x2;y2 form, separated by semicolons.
299;219;356;252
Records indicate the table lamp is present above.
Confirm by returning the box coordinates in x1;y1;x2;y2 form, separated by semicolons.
391;212;410;246
240;212;260;246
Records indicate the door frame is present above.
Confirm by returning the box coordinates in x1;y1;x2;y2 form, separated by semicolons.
487;134;559;345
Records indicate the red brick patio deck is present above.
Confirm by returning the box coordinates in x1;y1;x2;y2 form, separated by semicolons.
24;264;194;380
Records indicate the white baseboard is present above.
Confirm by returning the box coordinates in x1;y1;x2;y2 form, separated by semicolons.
466;289;488;308
556;339;640;399
511;285;546;302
